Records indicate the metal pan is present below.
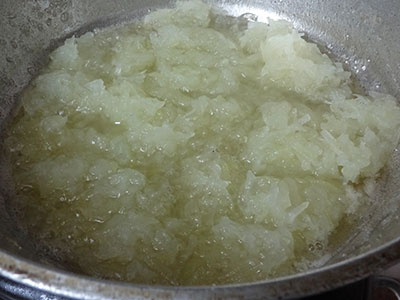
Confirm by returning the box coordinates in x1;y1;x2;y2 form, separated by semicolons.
1;0;400;299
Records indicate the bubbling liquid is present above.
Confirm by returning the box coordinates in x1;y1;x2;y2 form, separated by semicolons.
5;0;400;285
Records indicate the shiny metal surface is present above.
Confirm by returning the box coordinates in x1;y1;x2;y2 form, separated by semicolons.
1;0;400;299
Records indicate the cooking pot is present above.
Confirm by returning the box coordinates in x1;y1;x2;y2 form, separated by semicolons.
1;0;400;299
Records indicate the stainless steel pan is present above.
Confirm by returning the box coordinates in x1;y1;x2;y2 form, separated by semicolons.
1;0;400;299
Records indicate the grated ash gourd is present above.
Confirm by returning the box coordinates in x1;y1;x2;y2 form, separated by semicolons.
6;0;400;285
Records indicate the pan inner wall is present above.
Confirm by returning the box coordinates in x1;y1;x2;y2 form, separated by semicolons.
0;0;400;281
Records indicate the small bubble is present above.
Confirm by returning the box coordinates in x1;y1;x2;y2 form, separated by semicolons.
27;66;35;75
20;184;33;192
10;39;18;49
315;242;323;250
248;260;256;266
60;12;69;22
7;13;17;20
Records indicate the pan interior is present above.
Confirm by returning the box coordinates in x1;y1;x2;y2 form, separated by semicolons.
0;0;400;286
